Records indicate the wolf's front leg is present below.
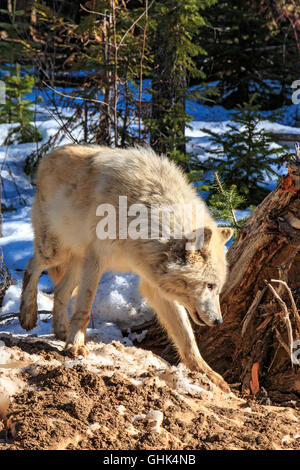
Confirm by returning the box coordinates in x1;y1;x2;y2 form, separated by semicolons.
139;280;230;392
65;249;103;357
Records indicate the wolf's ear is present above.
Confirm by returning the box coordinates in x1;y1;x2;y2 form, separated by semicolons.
217;227;234;244
202;227;213;251
186;227;212;252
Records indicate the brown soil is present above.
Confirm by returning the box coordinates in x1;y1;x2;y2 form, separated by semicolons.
0;336;300;450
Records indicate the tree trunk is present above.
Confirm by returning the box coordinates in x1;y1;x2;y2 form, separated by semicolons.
150;30;187;158
96;14;112;146
196;145;300;401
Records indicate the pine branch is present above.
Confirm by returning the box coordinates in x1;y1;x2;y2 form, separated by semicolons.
214;172;239;229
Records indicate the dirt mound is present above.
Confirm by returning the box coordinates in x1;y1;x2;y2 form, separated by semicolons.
0;335;300;450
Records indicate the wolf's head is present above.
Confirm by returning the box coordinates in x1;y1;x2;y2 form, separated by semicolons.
154;226;233;326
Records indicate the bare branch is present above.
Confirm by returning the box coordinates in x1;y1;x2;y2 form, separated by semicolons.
0;311;52;324
270;279;300;332
266;281;294;365
80;3;108;17
41;81;110;106
118;0;155;49
241;287;267;336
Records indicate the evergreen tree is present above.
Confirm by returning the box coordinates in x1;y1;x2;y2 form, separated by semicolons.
208;172;246;232
149;0;216;168
0;65;42;144
0;2;30;63
202;97;288;205
199;0;300;108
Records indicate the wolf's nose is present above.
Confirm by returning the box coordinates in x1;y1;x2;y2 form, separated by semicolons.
214;318;223;325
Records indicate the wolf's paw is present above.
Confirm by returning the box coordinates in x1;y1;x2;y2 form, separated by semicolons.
64;343;89;358
208;371;230;394
186;356;230;393
19;302;38;331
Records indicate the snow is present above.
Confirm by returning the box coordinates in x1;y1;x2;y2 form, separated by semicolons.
146;410;164;433
0;86;296;346
117;405;126;415
87;422;101;435
131;410;164;433
2;285;52;317
93;272;153;328
127;328;148;344
0;341;42;397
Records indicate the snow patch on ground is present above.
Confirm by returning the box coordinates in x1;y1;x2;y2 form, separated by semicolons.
93;272;153;327
0;333;226;407
0;341;42;398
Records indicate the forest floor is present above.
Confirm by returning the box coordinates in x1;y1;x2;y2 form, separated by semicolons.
0;330;300;450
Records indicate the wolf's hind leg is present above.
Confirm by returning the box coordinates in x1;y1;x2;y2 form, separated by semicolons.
20;235;68;331
20;257;42;330
19;253;59;331
52;255;81;341
139;279;230;392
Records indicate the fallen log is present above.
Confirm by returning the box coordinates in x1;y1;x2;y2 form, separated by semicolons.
197;143;300;401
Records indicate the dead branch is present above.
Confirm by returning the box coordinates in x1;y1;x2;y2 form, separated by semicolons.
241;287;267;336
118;0;154;49
266;281;294;365
0;310;52;324
270;279;300;331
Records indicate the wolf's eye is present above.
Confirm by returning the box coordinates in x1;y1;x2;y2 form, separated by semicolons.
207;283;216;290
